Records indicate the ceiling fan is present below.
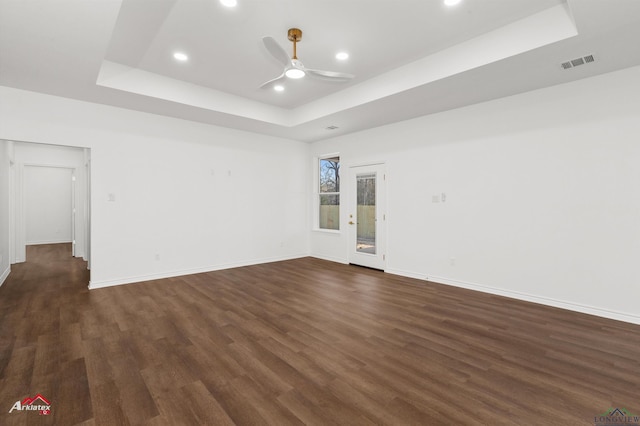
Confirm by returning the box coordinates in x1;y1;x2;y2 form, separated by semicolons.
260;28;354;89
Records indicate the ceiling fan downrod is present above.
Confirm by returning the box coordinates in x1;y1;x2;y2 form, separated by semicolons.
287;28;302;60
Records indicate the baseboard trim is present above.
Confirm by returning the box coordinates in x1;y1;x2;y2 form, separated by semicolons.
387;268;639;325
88;254;308;290
87;257;640;325
385;268;427;281
310;254;349;265
423;274;640;325
0;265;10;287
27;240;73;245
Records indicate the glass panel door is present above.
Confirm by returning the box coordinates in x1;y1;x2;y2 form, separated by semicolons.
356;172;376;254
349;164;386;270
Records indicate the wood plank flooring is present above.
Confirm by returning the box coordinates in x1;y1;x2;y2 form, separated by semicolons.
1;243;639;425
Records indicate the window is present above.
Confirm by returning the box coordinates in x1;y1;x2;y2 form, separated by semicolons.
318;155;340;230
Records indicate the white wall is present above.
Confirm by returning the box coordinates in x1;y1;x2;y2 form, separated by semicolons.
0;140;9;286
24;166;73;245
0;87;309;288
310;65;640;325
3;66;638;324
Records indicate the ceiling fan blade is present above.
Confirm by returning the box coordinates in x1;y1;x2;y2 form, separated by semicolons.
259;71;286;89
305;68;355;82
262;36;291;67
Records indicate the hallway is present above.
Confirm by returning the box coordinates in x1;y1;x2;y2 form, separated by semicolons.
0;244;90;425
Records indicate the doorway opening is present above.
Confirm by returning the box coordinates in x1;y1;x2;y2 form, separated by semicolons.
24;165;75;256
7;141;91;283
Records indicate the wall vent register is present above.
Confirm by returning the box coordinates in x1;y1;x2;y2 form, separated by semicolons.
561;54;595;70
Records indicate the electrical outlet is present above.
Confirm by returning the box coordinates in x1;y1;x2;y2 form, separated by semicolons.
450;257;456;266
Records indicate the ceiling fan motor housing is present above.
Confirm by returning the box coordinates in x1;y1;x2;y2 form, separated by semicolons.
287;28;302;42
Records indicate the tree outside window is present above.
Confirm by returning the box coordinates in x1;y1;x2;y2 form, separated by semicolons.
319;156;339;230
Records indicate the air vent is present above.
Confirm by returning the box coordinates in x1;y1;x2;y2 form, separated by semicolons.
561;54;595;70
570;57;585;67
325;125;339;130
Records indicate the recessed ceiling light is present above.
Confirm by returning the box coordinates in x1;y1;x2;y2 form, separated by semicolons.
285;68;305;79
336;52;349;61
173;52;188;62
444;0;461;6
274;85;284;92
220;0;237;7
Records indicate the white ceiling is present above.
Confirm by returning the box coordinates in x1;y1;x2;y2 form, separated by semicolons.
2;0;640;142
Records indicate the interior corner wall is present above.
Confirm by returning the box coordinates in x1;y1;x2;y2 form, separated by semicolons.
0;140;10;286
310;64;640;325
0;87;310;288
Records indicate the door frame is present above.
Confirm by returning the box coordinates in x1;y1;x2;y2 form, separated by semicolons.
348;162;387;270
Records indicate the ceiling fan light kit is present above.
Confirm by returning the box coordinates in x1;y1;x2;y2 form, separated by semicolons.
260;27;355;89
285;67;305;79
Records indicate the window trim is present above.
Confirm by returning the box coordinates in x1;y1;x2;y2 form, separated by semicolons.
315;153;341;232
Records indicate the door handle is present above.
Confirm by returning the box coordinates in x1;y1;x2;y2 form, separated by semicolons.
349;221;355;225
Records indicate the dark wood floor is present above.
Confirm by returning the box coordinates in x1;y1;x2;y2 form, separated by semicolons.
1;244;639;425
